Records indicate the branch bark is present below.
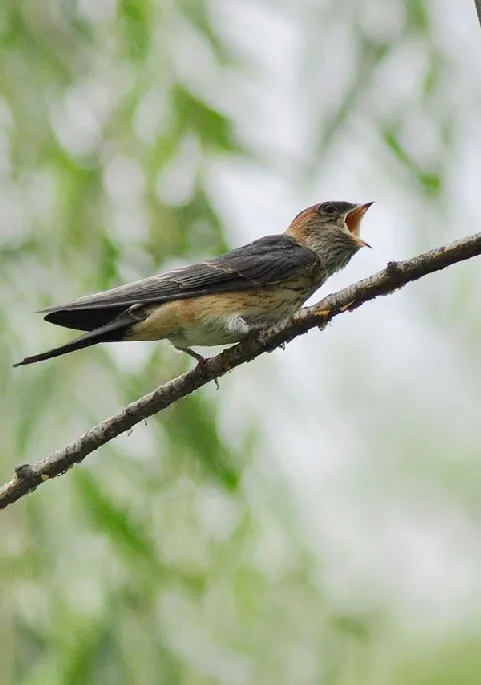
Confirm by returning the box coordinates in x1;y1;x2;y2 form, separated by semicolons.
2;231;481;510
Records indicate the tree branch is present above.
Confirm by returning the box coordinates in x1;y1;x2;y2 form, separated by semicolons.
2;231;481;509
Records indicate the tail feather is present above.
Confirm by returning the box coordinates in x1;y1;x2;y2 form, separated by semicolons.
13;310;141;367
42;305;127;331
13;331;111;366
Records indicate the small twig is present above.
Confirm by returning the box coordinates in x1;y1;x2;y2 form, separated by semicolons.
2;230;481;509
475;0;481;28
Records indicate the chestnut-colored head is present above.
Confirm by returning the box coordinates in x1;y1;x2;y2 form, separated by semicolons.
286;200;373;277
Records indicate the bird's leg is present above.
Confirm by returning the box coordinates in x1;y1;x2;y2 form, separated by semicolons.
182;347;206;364
255;323;287;352
178;347;219;389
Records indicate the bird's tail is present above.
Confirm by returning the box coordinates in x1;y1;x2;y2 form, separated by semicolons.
13;312;137;367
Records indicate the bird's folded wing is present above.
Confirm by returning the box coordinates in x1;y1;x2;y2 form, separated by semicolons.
42;235;318;320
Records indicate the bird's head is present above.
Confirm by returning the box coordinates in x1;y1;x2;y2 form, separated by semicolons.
286;200;373;276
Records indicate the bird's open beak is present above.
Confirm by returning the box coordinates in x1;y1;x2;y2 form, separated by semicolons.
345;202;373;248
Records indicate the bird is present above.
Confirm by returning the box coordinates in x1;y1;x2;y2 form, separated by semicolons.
13;200;373;368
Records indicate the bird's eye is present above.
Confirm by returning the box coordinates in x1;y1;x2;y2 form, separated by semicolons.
320;202;337;215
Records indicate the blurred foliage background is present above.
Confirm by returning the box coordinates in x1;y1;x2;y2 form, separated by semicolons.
2;0;481;683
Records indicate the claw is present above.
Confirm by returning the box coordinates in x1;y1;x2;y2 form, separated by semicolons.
180;347;219;389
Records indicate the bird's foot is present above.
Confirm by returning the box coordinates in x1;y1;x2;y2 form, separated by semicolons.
256;330;270;349
256;330;283;353
182;347;219;390
182;347;206;364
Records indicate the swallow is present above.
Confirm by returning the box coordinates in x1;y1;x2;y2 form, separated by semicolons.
13;201;372;367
